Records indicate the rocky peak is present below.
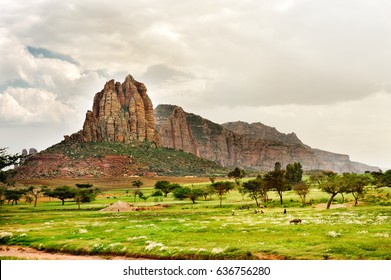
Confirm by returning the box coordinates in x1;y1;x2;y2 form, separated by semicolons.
80;75;160;144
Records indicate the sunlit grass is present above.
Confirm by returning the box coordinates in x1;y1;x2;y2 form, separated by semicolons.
1;184;390;260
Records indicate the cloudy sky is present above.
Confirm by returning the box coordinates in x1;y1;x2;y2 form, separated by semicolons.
1;0;390;169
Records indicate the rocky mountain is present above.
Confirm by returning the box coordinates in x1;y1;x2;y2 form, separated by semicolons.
154;104;379;173
14;75;379;178
66;74;160;144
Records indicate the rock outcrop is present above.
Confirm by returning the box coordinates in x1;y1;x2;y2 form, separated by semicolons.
222;121;303;145
75;75;160;144
154;104;379;173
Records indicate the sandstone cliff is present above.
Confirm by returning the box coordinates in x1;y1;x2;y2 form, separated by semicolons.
154;104;379;173
222;121;303;145
76;75;160;144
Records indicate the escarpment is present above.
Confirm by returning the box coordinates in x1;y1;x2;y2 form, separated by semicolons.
154;104;379;173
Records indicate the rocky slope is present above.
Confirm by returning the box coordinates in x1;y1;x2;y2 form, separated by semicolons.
67;75;160;144
154;104;379;173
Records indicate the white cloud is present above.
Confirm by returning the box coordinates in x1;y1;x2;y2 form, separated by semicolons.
0;87;73;124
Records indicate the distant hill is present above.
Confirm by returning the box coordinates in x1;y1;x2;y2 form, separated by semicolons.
154;104;379;173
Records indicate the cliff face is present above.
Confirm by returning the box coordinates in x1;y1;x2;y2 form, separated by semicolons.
79;75;160;144
155;104;378;173
222;121;303;145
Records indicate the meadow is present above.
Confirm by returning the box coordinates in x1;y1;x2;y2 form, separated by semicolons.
1;177;390;260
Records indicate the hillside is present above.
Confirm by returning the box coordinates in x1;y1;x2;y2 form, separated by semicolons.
14;140;228;179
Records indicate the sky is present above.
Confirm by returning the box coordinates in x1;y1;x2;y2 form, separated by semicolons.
0;0;390;170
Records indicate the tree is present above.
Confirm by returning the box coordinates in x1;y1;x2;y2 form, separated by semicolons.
154;181;179;197
228;167;246;180
373;170;391;188
26;186;45;207
0;148;20;170
5;189;26;205
173;186;203;204
264;162;287;204
132;180;143;202
344;173;371;206
74;184;100;209
285;162;303;186
242;179;264;207
292;182;310;205
0;148;20;185
211;181;235;207
319;174;347;209
47;186;75;205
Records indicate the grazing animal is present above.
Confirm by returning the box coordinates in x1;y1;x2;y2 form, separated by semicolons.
283;208;287;214
289;219;302;224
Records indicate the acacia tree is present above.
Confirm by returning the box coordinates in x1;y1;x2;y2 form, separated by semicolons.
242;179;264;207
154;181;179;197
264;162;287;204
132;180;143;202
26;186;45;207
211;181;235;207
292;182;310;205
74;184;100;209
173;186;204;204
344;173;372;206
319;174;348;209
47;186;75;205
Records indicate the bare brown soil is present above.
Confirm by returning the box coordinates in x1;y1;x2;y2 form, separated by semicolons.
0;245;147;260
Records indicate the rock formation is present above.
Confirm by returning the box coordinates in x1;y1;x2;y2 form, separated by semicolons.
154;104;379;173
222;121;303;145
75;75;160;144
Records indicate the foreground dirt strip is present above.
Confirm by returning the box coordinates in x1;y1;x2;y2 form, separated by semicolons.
0;245;147;260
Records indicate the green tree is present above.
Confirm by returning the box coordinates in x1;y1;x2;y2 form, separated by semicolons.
154;181;179;197
47;186;75;205
373;170;391;188
132;180;143;202
211;181;235;207
264;162;287;204
5;189;26;205
174;187;204;204
344;173;371;206
228;167;246;180
26;185;45;207
292;182;310;205
74;184;100;209
319;174;347;209
0;148;20;185
242;178;264;207
285;162;303;186
0;148;20;170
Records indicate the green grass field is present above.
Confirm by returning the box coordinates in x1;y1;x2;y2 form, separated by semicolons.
1;179;390;260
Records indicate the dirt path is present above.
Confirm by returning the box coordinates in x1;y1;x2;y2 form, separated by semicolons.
0;245;146;260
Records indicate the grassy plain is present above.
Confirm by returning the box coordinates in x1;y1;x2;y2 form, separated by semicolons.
1;177;390;260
